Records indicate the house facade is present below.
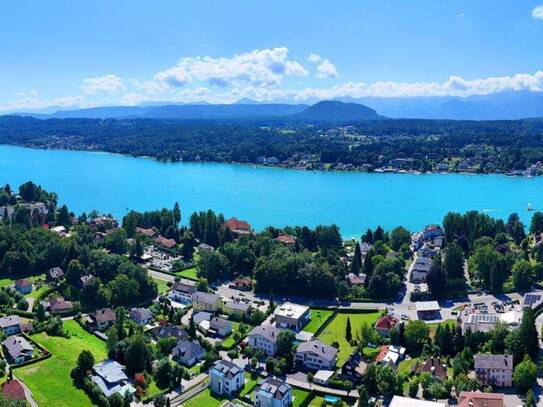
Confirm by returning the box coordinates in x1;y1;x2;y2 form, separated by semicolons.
274;302;310;330
248;325;280;356
192;291;221;312
86;308;116;331
92;360;136;398
209;359;245;396
0;315;21;336
169;281;196;304
474;354;513;387
14;279;32;295
172;340;205;367
253;378;292;407
295;340;337;370
2;336;34;364
210;317;232;337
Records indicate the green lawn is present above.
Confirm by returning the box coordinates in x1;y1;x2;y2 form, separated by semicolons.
176;267;198;280
427;319;456;339
303;309;334;334
308;396;325;406
0;277;12;288
317;310;382;365
26;283;50;300
153;277;170;294
17;320;108;407
183;388;227;407
239;372;258;397
292;388;312;407
221;321;241;349
397;357;419;376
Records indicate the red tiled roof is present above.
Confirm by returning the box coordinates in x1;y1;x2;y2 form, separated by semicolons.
15;279;32;288
458;391;504;407
375;315;398;331
136;227;156;237
375;345;389;362
224;217;251;233
2;380;26;401
276;235;296;244
155;235;177;249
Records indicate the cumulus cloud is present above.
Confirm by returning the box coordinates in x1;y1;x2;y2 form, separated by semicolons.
81;74;124;94
533;5;543;20
153;47;308;90
308;53;322;63
315;59;339;79
0;95;83;113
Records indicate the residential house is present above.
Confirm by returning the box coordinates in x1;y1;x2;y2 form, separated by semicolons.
192;291;221;312
1;380;27;402
79;274;94;287
91;360;136;398
410;257;434;282
209;359;245;396
86;308;116;331
129;308;154;325
375;345;406;369
14;279;32;295
43;297;74;313
374;315;398;337
313;370;334;385
248;325;280;356
2;336;34;364
416;301;441;320
389;396;446;407
346;273;366;286
224;217;252;235
224;300;251;318
295;340;337;370
169;281;196;304
147;324;188;341
0;315;21;335
414;357;447;381
46;266;64;283
209;317;232;337
275;235;296;245
253;378;292;407
197;243;214;253
50;225;68;236
155;235;177;250
458;391;505;407
136;227;156;238
474;354;513;387
274;302;310;330
340;351;367;384
172;340;206;367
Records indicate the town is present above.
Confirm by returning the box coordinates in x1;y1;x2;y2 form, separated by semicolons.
0;181;541;407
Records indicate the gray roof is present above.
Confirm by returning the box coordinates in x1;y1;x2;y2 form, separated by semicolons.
91;308;116;324
93;360;128;383
148;325;187;340
129;307;153;322
172;340;205;361
225;301;251;312
2;336;34;360
47;267;64;279
412;257;433;272
210;317;231;330
255;378;291;400
172;281;196;294
296;340;337;362
211;359;241;379
249;324;280;343
474;354;513;370
192;291;220;304
0;315;21;329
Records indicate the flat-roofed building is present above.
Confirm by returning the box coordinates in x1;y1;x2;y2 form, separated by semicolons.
274;302;310;330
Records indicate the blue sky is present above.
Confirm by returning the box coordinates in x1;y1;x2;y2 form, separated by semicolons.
1;0;543;111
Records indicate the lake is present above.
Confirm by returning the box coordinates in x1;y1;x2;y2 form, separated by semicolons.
1;144;542;238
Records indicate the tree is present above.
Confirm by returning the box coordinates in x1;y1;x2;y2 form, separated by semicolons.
358;385;369;407
525;389;536;407
345;317;352;342
530;212;543;234
520;308;539;361
363;252;374;280
77;350;95;372
507;213;526;245
513;356;537;393
390;226;411;251
404;320;430;355
57;205;71;227
276;331;295;357
426;263;446;298
443;243;465;280
512;259;533;292
125;335;152;375
66;259;85;286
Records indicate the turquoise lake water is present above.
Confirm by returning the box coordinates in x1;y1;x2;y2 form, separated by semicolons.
1;144;542;238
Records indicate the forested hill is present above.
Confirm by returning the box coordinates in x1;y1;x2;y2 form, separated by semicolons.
293;100;381;121
1;115;543;171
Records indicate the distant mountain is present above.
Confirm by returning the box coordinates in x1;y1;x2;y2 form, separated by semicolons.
294;100;381;122
338;90;543;120
232;98;261;105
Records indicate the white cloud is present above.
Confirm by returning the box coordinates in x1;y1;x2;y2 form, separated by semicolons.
315;59;339;79
308;53;322;63
153;47;308;90
0;95;83;112
533;5;543;20
81;74;124;94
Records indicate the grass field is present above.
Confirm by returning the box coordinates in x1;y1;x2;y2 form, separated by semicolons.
308;396;325;406
292;388;311;407
153;277;170;294
176;266;198;280
427;319;456;339
317;310;382;365
303;309;335;333
397;357;419;376
239;372;258;397
183;389;227;407
221;321;242;348
17;320;108;407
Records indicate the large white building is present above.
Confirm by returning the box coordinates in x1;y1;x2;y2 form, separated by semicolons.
295;340;337;370
274;302;310;330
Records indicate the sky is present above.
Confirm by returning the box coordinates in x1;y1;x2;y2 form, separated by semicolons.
1;0;543;112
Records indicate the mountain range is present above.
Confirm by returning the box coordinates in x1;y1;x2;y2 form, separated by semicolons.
9;90;543;121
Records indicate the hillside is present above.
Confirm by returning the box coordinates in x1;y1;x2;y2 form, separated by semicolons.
294;100;382;121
